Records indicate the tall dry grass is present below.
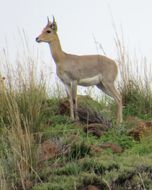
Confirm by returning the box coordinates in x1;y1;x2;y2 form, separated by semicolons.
114;29;152;119
0;38;48;189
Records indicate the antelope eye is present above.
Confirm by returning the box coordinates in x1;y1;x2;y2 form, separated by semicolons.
47;30;51;33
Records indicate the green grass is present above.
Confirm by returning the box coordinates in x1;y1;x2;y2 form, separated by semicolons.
0;72;152;190
0;34;152;190
121;80;152;120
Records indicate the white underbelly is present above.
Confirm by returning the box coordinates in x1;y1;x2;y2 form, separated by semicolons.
78;75;101;86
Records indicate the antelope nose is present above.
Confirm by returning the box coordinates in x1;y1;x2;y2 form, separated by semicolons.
36;37;40;42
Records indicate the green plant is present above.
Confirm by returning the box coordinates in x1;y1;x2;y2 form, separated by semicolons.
67;142;91;161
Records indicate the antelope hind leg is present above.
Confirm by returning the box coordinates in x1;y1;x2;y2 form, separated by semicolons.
101;81;123;124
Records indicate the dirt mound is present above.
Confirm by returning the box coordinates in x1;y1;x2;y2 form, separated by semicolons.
38;139;67;162
84;185;100;190
59;96;112;127
126;116;152;140
83;123;108;137
78;165;152;190
100;143;123;153
111;165;152;190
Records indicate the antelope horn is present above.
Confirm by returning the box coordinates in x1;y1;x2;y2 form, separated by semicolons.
52;15;56;24
47;16;50;24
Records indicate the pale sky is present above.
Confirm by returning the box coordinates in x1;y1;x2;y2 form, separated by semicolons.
0;0;152;93
1;0;152;57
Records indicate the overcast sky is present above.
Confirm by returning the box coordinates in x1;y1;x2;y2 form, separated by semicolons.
0;0;152;90
1;0;152;57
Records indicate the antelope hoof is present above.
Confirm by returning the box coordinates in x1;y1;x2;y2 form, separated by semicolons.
75;115;79;121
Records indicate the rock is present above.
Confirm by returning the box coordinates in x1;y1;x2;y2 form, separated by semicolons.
91;145;103;154
83;123;108;137
85;185;100;190
38;139;61;162
100;143;123;153
58;99;70;115
126;116;152;141
58;96;112;128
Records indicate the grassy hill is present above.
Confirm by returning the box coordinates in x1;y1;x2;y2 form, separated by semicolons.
0;35;152;190
0;74;152;190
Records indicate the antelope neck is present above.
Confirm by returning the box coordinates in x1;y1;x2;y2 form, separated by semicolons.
49;35;65;63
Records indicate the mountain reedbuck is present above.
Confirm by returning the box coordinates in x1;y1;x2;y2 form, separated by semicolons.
36;17;122;124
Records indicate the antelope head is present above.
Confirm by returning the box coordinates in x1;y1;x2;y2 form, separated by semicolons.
36;16;58;43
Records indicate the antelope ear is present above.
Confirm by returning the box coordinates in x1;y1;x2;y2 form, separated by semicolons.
51;16;57;31
47;16;51;25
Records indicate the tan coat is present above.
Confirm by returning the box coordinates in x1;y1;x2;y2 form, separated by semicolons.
36;17;122;124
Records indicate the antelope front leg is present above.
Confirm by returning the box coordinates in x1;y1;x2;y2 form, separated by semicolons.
71;81;79;120
67;81;78;120
69;96;74;120
68;83;74;120
65;84;74;120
